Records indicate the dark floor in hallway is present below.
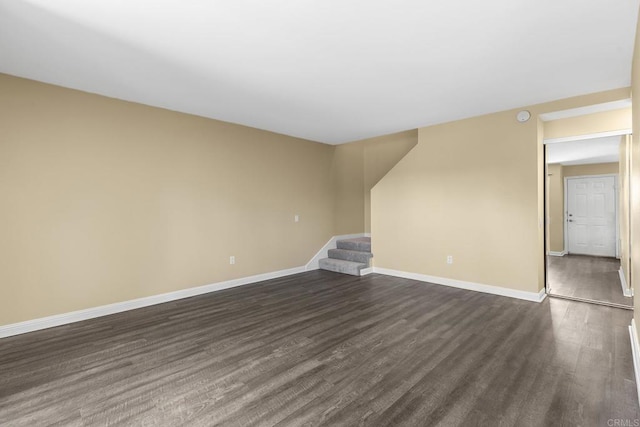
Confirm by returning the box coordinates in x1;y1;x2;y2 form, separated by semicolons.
547;254;632;307
0;270;638;426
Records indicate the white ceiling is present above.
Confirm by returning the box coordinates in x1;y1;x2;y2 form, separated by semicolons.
546;136;623;165
1;1;638;144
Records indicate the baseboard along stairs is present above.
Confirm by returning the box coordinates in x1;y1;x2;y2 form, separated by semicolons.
319;237;373;276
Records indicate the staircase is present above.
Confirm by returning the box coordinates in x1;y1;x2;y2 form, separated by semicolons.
319;237;372;276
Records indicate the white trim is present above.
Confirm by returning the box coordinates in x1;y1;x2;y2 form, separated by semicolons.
372;267;546;303
0;266;306;339
359;267;373;276
0;233;373;339
629;319;640;406
547;251;567;257
543;129;632;145
305;233;367;271
539;99;631;122
619;267;633;297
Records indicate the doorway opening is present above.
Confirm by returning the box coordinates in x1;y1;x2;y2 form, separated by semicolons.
544;133;633;309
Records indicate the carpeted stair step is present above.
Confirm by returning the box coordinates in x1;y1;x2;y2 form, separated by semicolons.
328;248;373;265
319;258;366;276
336;237;371;252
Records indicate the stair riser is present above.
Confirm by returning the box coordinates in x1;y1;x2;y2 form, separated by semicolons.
319;259;362;276
328;249;372;265
336;241;371;252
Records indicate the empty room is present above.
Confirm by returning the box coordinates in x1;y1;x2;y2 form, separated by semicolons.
3;1;640;426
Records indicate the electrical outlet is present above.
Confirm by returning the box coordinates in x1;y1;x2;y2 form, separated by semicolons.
447;255;453;264
230;256;235;265
294;214;299;222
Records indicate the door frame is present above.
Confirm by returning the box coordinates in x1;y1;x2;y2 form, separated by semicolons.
563;173;619;258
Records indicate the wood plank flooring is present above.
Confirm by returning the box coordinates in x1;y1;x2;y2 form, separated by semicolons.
548;255;632;307
0;270;638;426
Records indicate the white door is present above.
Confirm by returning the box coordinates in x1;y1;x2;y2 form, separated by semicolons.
567;176;616;257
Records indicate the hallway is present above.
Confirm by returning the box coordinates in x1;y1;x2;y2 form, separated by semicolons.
547;255;631;306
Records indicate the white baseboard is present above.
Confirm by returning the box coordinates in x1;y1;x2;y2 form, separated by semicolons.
305;233;368;271
0;233;373;339
619;268;634;297
547;251;567;257
359;267;373;276
373;267;546;303
629;319;640;407
0;266;306;339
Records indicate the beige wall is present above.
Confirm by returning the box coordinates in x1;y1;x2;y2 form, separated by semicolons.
1;70;635;327
544;108;631;140
372;88;630;294
546;161;620;254
372;110;540;292
0;74;337;326
332;143;365;234
547;163;564;253
362;131;418;232
563;162;619;177
332;130;418;234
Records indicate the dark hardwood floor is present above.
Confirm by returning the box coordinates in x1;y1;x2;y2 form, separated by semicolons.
547;254;632;307
0;270;638;426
